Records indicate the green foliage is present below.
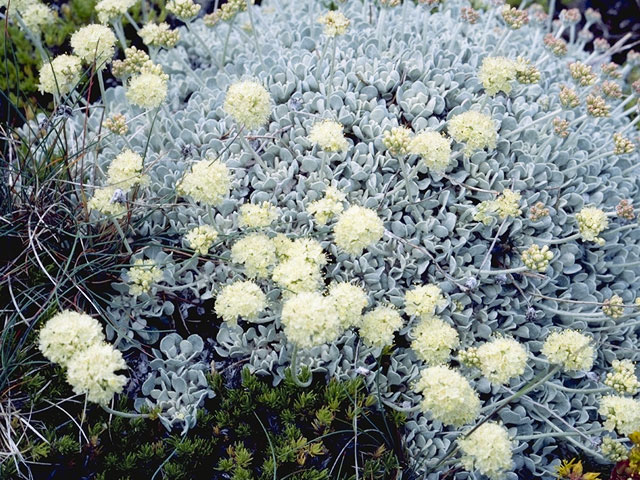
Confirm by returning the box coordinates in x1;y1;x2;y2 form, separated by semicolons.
7;369;403;479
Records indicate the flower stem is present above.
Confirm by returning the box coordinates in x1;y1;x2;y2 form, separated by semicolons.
102;404;150;419
221;18;236;66
112;218;133;254
328;36;337;96
246;0;266;72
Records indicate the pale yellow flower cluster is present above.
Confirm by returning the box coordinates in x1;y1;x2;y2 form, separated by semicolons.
104;114;129;135
107;149;147;189
475;337;527;384
307;186;346;225
448;111;497;156
382;126;412;156
95;0;137;24
166;0;201;20
613;133;635;155
333;206;384;255
272;238;326;295
601;437;629;462
185;225;219;255
224;80;272;130
214;280;267;323
139;22;180;48
239;202;277;229
478;56;518;96
38;311;106;366
599;395;640;434
309;120;349;152
474;189;522;224
38;310;127;405
88;186;127;216
408;131;452;173
66;343;128;404
178;159;231;206
541;330;594;372
459;422;513;480
359;305;403;348
404;284;446;319
204;0;249;26
414;366;480;426
71;24;117;69
38;54;82;95
317;11;350;37
576;206;608;245
605;359;640;395
231;233;277;278
128;259;163;296
569;61;597;87
281;292;342;349
411;317;459;366
126;65;169;109
328;282;369;329
521;244;554;272
602;295;624;319
21;2;54;33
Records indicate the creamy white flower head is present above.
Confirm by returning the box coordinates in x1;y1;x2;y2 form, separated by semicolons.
404;284;446;319
66;343;128;404
38;310;105;367
601;437;629;462
383;126;412;156
281;292;342;349
215;280;266;323
576;206;608;245
521;244;554;272
599;395;640;434
414;366;480;426
541;330;594;372
307;186;346;225
88;186;127;216
272;255;323;295
21;2;55;33
328;282;369;329
231;233;277;278
283;238;327;266
185;225;218;255
0;0;34;11
139;22;180;48
448;111;497;156
224;80;271;130
317;10;350;36
95;0;137;24
459;422;513;479
239;202;277;229
605;359;640;395
334;206;384;255
476;337;527;384
178;159;231;206
309;120;349;152
71;24;117;68
38;54;82;95
409;131;452;172
166;0;201;20
478;56;518;96
359;305;403;348
411;316;459;366
126;71;168;109
128;259;163;296
107;149;147;189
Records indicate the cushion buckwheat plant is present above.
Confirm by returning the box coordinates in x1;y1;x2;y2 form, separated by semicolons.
7;0;640;478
